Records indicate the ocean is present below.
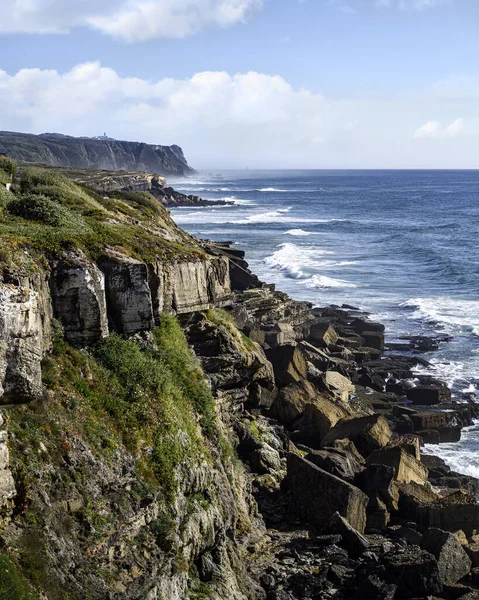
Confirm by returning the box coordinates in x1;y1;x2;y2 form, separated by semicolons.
169;169;479;475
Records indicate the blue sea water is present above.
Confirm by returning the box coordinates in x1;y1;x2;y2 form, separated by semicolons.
169;169;479;474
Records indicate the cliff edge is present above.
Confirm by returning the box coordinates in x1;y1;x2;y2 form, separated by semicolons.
0;131;195;177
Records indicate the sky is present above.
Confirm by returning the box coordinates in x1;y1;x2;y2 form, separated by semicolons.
0;0;478;169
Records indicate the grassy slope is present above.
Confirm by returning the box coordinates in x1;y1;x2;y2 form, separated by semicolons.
0;164;205;273
3;315;229;599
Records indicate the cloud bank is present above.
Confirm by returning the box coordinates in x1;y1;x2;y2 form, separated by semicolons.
0;0;262;41
0;62;476;168
413;118;464;138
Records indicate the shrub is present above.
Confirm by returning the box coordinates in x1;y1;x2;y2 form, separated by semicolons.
205;308;257;352
0;554;38;600
7;193;83;228
91;323;211;496
0;184;14;209
153;313;215;429
0;155;17;180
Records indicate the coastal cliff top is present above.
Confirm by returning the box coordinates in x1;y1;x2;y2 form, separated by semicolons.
0;157;205;274
0;130;195;177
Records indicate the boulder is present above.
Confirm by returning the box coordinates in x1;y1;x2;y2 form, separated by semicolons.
298;340;331;371
321;371;355;402
407;385;452;406
367;447;429;486
330;512;369;557
269;379;317;425
148;255;231;316
308;323;338;348
366;496;390;531
382;546;442;599
466;535;479;567
305;447;364;482
350;318;385;334
361;331;385;351
286;453;368;533
295;398;350;443
421;528;472;584
410;411;448;431
353;575;396;600
265;345;307;388
355;464;399;511
399;484;479;537
321;415;392;458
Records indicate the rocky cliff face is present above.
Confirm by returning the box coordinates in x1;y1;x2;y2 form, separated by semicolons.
0;131;195;177
2;161;479;599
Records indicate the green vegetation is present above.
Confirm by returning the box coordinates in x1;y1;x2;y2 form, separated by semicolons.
0;161;205;270
0;155;17;180
5;313;222;598
205;308;257;352
0;554;39;600
7;193;86;228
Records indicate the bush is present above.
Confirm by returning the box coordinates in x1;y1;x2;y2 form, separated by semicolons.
0;155;17;180
0;184;14;209
91;323;212;496
0;554;38;600
7;193;83;228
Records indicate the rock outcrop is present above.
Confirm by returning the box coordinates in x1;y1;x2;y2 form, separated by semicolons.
0;283;46;401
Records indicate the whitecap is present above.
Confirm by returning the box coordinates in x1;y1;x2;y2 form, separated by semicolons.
285;229;314;236
305;274;357;289
401;297;479;336
423;420;479;479
264;242;336;280
257;187;288;192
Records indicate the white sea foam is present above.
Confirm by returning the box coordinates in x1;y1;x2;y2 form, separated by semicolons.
402;297;479;337
258;187;288;192
285;229;314;236
264;243;357;291
423;420;479;479
232;208;342;225
413;358;479;395
222;196;257;206
305;274;358;289
264;242;331;279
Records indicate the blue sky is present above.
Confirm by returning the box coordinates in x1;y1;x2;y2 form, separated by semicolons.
0;0;478;168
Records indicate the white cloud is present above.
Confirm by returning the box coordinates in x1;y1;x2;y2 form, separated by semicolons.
375;0;449;9
413;118;464;138
0;0;262;41
0;62;477;168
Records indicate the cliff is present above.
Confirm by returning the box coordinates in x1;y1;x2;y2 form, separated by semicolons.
1;157;479;599
0;131;195;177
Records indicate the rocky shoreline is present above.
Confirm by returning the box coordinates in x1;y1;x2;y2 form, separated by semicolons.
195;240;479;599
1;164;479;599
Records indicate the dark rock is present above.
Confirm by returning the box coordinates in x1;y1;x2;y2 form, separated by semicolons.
294;398;350;445
350;319;385;334
355;464;399;511
367;447;429;485
381;546;442;599
353;575;396;600
321;415;392;458
361;331;385;351
285;453;368;533
330;512;369;557
407;385;452;406
269;379;317;425
265;345;307;388
305;447;364;482
421;527;472;584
